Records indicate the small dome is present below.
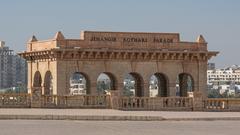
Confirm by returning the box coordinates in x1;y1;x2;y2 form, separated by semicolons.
196;35;206;43
28;35;38;42
54;31;65;40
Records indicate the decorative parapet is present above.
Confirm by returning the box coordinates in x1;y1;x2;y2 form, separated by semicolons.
24;31;212;51
19;31;219;61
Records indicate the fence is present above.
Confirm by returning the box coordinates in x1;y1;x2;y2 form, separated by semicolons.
114;97;193;111
0;94;110;109
204;98;240;111
0;93;31;108
1;93;240;111
42;95;110;108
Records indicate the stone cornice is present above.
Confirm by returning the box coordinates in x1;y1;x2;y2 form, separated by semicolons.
18;48;218;62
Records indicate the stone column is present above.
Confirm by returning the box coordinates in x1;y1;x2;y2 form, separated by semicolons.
90;81;97;95
144;83;149;97
198;61;208;98
109;90;121;109
31;87;42;108
193;91;204;111
117;82;124;96
27;62;32;94
169;82;177;97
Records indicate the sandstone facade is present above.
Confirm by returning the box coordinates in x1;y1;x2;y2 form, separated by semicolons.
19;31;218;98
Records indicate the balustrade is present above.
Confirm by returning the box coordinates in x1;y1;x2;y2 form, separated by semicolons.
1;93;240;112
117;97;193;111
41;95;110;108
204;98;228;111
0;94;30;108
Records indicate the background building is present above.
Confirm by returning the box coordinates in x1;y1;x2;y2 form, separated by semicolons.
207;64;240;97
0;41;13;89
208;63;215;70
207;65;240;85
0;41;27;92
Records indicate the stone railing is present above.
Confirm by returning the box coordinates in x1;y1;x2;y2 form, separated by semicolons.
162;97;193;110
1;93;240;112
227;98;240;111
204;98;240;111
0;93;31;108
114;97;193;111
41;95;58;108
204;98;227;111
41;95;111;108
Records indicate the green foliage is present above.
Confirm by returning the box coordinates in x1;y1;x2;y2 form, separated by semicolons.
208;89;222;98
97;81;110;94
0;85;27;94
208;88;240;98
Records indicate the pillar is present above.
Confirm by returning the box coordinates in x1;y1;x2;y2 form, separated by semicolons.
31;87;42;108
169;82;177;97
144;83;149;97
90;81;97;95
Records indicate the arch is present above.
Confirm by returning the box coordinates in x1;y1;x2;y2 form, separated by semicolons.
69;72;90;95
33;71;42;87
123;72;144;97
177;73;194;97
97;72;117;94
44;71;53;95
149;73;169;97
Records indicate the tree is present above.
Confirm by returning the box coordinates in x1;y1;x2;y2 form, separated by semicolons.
208;89;222;98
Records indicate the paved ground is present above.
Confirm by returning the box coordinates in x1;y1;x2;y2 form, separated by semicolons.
0;120;239;135
0;109;240;121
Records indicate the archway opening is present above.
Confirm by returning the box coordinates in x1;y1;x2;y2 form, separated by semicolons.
176;73;194;97
123;72;144;97
97;72;117;94
149;73;168;97
33;71;42;87
44;71;53;95
69;72;89;95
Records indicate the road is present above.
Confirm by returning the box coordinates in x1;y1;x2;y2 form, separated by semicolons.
0;120;239;135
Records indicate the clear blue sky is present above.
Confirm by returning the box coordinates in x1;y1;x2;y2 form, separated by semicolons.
0;0;239;68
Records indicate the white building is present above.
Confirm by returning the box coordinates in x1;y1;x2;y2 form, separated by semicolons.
207;65;240;96
207;65;240;85
219;84;235;95
69;78;86;95
149;85;158;97
208;63;215;70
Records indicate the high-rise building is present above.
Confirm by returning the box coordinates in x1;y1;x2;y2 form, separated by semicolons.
0;41;27;89
0;41;13;88
208;63;215;70
14;55;27;87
